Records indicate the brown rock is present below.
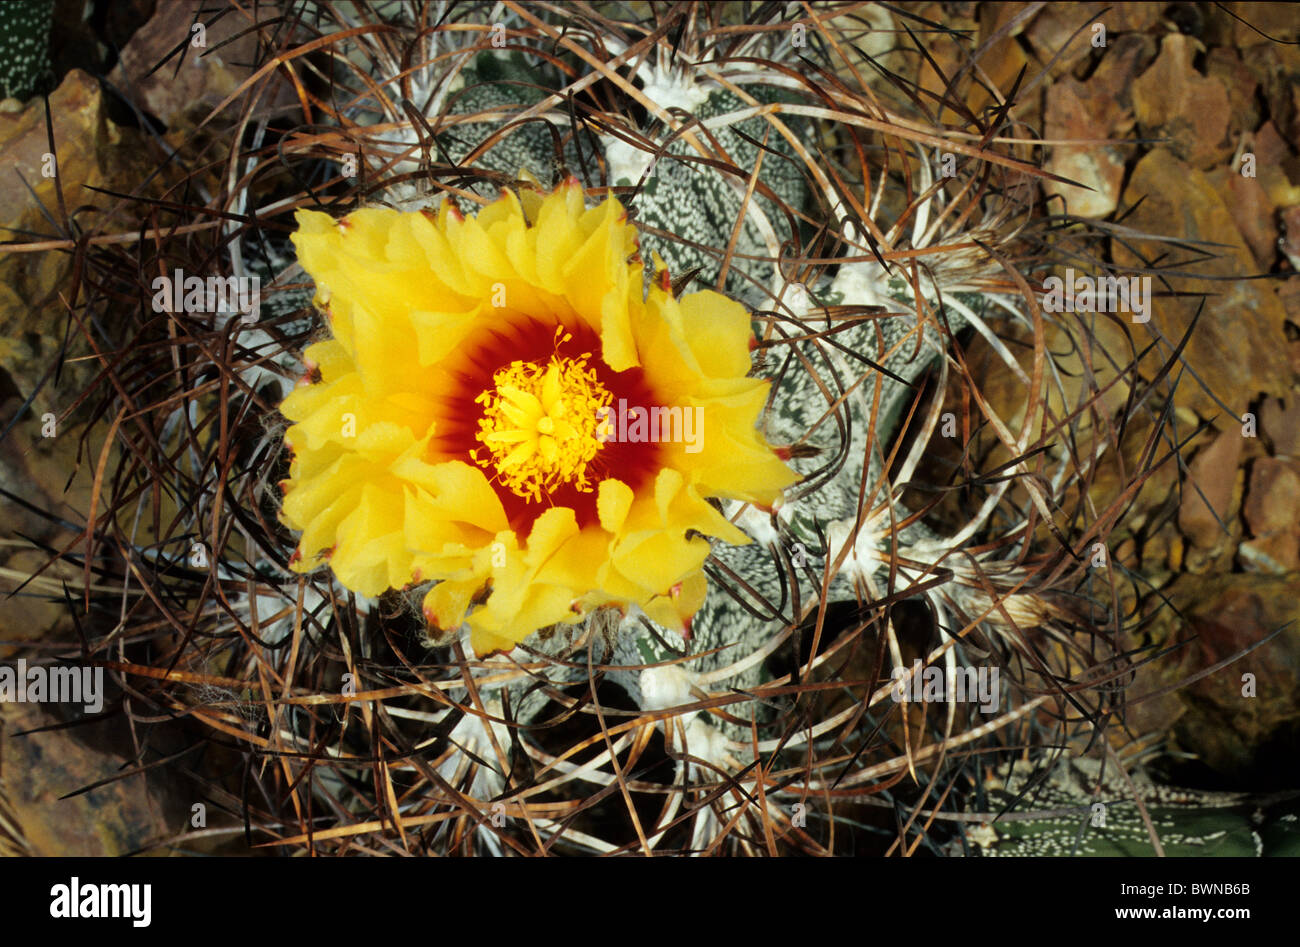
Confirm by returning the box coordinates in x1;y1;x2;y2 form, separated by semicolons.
1240;43;1300;179
1022;3;1162;83
1253;121;1293;170
1206;47;1261;136
0;69;152;419
1260;397;1300;458
1088;32;1157;105
1178;427;1243;549
1229;2;1300;47
109;0;262;131
1239;534;1300;574
1207;169;1277;270
1131;34;1233;170
1115;149;1294;420
1247;122;1300;216
1239;457;1300;572
3;704;180;855
1172;573;1300;778
1042;78;1128;217
968;2;1031;116
1133;570;1300;779
1282;205;1300;271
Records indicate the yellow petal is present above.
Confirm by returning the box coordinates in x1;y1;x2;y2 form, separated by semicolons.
597;478;634;533
283;182;796;655
422;578;483;634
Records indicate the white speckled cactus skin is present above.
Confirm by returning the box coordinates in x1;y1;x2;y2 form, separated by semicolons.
0;0;52;102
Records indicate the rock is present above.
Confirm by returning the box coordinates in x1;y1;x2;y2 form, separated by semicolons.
1207;169;1277;270
1230;2;1300;47
1133;570;1300;783
969;3;1030;116
1177;427;1244;550
1281;205;1300;271
1170;573;1300;780
1042;78;1128;217
1239;457;1300;573
2;703;180;855
109;0;261;131
0;68;150;417
1260;397;1300;458
1041;31;1152;218
1131;35;1233;170
1251;121;1300;212
0;69;151;664
1206;47;1261;135
1021;3;1162;84
1114;148;1294;421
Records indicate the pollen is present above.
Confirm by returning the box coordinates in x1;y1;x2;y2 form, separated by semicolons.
471;353;614;501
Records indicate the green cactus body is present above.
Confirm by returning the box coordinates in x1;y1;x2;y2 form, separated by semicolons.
0;0;53;102
974;759;1300;857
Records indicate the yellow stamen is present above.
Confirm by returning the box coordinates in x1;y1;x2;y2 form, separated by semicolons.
473;354;612;501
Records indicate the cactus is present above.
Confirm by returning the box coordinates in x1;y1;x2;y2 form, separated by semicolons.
972;757;1300;857
0;0;53;102
11;1;1252;857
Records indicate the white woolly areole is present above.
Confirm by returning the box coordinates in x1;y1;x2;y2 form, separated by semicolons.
679;716;733;770
599;38;717;185
640;668;737;772
782;279;813;317
445;698;511;797
825;517;882;583
639;664;701;721
605;134;656;186
642;66;714;115
829;260;896;309
723;499;785;546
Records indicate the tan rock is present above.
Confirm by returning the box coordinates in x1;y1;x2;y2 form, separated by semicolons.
0;69;151;416
1229;2;1300;47
109;0;261;131
1115;148;1293;420
1206;169;1277;270
1042;78;1128;217
1131;34;1233;170
1178;427;1243;549
1251;122;1300;211
1260;397;1300;459
1022;3;1162;83
2;704;178;856
1240;457;1300;571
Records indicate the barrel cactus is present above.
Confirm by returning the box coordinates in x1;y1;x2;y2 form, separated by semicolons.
33;1;1254;857
0;0;53;103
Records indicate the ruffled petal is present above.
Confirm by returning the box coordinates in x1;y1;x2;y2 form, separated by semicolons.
281;183;796;656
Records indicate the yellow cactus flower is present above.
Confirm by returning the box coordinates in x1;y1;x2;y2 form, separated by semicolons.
279;179;797;655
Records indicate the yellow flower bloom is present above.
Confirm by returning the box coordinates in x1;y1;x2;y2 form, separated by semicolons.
279;180;797;655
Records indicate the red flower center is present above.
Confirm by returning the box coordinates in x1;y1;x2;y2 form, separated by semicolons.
432;314;664;530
